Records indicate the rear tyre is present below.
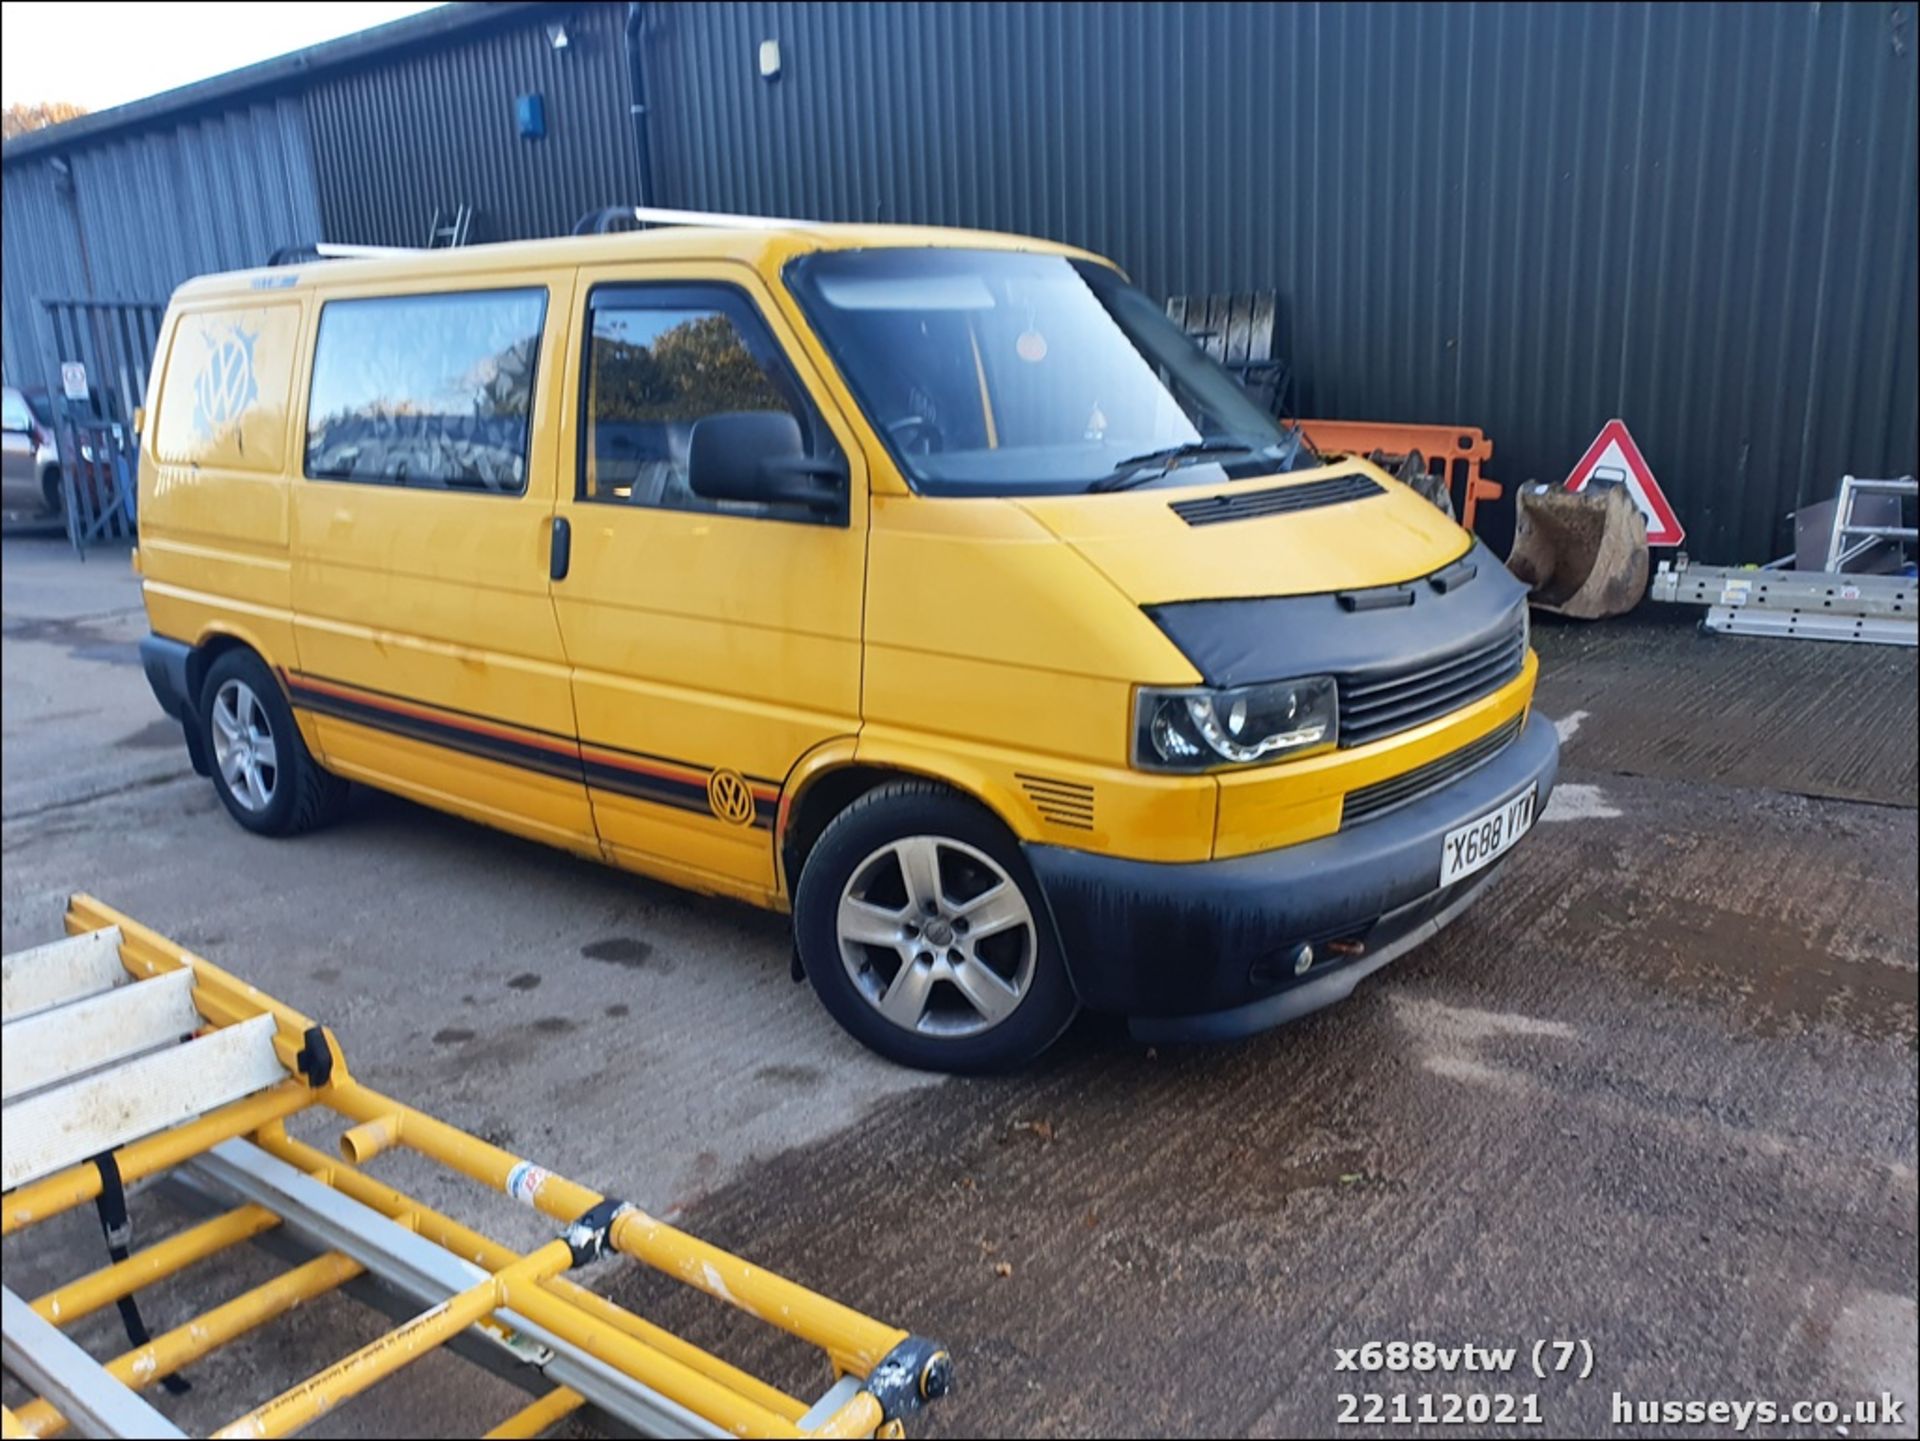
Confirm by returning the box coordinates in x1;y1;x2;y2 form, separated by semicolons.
794;781;1077;1072
198;649;348;836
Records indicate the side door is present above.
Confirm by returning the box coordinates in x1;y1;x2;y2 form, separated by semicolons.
288;271;596;853
553;266;868;903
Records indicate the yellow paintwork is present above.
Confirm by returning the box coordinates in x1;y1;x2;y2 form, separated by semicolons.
28;1203;280;1329
16;897;934;1438
553;259;868;904
1215;656;1536;857
287;261;597;851
484;1386;588;1440
1015;458;1472;603
139;218;1538;908
140;298;308;746
16;1254;364;1440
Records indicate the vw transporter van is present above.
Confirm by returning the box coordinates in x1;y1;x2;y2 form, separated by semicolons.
135;215;1558;1072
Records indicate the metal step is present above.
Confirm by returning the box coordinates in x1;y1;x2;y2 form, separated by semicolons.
2;1012;284;1190
1;968;200;1102
1;926;126;1022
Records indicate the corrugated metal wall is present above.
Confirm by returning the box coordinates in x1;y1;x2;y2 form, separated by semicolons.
645;1;1920;562
306;2;644;247
0;96;320;410
6;2;1912;562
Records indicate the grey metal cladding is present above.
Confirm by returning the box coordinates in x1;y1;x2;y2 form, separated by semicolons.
644;1;1919;563
304;2;645;247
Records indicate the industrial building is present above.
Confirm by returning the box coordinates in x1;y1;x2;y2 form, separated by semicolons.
2;0;1914;561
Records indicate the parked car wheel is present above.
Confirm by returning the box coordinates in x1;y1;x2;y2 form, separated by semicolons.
41;468;63;519
198;649;348;836
795;781;1078;1071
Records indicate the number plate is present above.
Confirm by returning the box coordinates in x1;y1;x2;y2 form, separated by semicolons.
1439;786;1536;886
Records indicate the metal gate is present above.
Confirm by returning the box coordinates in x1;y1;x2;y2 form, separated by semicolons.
40;299;164;555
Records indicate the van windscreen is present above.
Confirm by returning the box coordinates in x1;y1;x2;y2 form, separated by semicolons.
787;249;1303;497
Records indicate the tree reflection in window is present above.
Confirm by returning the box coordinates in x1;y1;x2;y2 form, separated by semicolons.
305;289;546;493
586;307;791;509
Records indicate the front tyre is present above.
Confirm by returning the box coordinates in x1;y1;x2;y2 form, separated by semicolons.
198;649;348;836
794;782;1077;1072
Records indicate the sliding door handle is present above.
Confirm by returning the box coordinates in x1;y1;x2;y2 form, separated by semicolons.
549;516;571;581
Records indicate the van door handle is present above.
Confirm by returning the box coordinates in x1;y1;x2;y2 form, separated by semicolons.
549;517;571;581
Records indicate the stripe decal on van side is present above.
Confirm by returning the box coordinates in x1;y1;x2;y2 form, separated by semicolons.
281;670;779;830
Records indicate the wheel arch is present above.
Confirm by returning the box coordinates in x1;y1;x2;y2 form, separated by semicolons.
777;741;1031;899
184;625;323;765
184;626;259;706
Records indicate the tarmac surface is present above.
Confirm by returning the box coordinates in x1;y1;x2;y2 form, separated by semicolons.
2;534;1914;1438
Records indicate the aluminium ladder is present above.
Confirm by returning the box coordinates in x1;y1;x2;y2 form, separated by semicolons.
1651;557;1915;647
1;897;951;1439
1651;475;1916;648
1824;475;1918;572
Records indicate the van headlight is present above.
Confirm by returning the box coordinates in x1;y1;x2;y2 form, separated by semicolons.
1133;676;1338;772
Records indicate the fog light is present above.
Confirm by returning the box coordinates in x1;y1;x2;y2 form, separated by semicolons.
1294;944;1315;976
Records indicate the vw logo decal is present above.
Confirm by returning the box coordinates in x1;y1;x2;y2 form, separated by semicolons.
193;325;260;440
706;769;757;827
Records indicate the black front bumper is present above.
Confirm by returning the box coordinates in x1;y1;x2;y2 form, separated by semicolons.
1024;710;1559;1042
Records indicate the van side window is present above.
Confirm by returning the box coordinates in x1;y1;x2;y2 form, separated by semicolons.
305;288;546;494
581;285;838;518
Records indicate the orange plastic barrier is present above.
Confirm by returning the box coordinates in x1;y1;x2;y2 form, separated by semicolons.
1298;420;1504;533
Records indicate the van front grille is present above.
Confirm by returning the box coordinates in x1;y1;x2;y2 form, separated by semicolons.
1170;473;1384;527
1017;774;1095;831
1342;716;1524;827
1337;610;1527;747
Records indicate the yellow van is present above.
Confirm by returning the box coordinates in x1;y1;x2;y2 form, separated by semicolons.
134;215;1557;1071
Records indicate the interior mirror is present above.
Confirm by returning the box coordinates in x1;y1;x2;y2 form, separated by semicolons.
687;411;845;516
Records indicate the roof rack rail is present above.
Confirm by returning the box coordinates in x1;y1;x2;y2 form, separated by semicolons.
267;241;428;267
571;205;810;236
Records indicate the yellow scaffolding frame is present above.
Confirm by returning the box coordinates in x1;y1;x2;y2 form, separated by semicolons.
0;896;952;1439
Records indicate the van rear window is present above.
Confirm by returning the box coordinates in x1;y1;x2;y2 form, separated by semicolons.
304;289;546;494
154;304;303;474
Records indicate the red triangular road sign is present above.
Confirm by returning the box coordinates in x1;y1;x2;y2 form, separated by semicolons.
1563;419;1684;546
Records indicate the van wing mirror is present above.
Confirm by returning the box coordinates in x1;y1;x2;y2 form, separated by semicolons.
687;411;845;516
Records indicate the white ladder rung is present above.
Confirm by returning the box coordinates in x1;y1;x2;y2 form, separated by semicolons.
2;969;202;1102
1;1012;286;1191
1;927;126;1023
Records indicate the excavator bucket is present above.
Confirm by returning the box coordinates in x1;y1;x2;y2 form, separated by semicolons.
1506;482;1650;619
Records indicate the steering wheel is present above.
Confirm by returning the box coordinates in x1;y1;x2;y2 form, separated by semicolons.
886;415;945;456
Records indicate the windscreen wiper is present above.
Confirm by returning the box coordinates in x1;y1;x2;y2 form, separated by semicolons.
1085;439;1266;492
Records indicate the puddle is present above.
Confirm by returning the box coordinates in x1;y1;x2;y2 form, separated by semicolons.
581;936;663;970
